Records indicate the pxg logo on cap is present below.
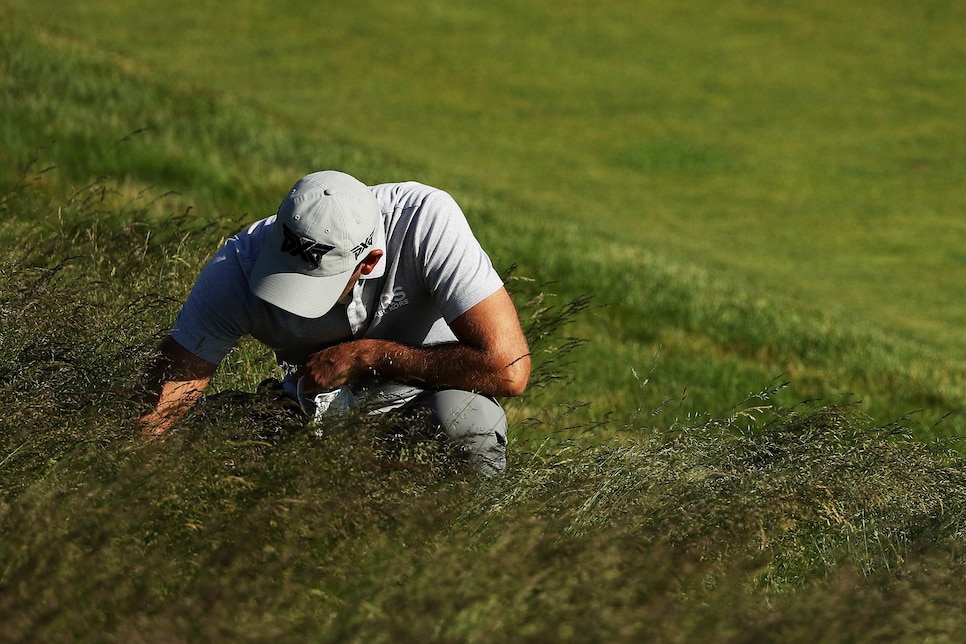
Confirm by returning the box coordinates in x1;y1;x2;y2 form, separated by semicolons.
280;222;335;270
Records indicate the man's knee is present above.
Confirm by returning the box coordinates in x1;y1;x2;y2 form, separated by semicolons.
417;390;508;476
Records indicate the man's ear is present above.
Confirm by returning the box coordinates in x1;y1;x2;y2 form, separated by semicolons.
359;249;384;276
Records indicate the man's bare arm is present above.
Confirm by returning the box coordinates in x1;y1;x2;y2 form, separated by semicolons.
138;336;219;437
303;287;531;397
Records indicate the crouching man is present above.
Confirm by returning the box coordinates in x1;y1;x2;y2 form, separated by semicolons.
139;170;531;476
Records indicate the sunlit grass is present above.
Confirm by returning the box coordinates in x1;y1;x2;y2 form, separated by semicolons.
2;6;966;639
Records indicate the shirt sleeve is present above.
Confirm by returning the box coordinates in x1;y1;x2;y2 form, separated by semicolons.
170;245;253;365
412;189;505;323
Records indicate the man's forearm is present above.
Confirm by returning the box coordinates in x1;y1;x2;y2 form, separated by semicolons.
137;336;218;438
368;339;530;397
305;338;531;398
304;288;531;398
138;379;209;437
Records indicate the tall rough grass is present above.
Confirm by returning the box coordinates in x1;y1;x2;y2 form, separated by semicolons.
3;166;966;642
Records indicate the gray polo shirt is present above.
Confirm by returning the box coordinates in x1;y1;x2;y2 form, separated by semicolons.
171;181;504;408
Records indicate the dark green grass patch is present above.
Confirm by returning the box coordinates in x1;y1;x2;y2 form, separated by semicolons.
0;25;404;213
617;141;732;176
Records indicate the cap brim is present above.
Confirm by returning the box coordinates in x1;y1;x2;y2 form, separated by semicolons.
250;252;354;318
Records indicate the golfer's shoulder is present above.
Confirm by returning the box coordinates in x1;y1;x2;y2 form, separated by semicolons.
369;181;459;213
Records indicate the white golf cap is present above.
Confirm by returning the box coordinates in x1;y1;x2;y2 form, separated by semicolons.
249;171;384;318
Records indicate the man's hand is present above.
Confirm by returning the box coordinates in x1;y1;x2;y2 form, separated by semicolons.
302;342;373;391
